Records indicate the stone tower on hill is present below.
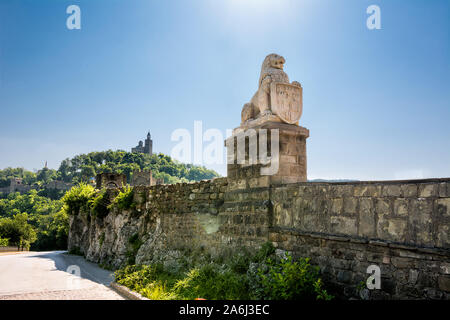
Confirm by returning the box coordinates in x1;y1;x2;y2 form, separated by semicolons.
131;131;153;156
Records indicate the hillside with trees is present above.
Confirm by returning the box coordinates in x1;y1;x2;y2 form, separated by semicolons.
1;150;220;188
0;150;220;251
0;191;65;251
57;150;219;184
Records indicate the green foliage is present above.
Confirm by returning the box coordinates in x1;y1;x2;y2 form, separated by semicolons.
173;264;249;300
90;190;111;219
256;253;333;300
114;242;333;300
110;186;135;210
0;150;220;252
0;168;38;187
126;234;143;265
36;167;58;184
253;241;276;262
0;238;8;247
0;190;67;251
58;150;220;185
99;232;105;247
33;209;69;250
62;183;96;216
0;213;37;249
0;189;62;218
0;167;61;188
37;188;66;200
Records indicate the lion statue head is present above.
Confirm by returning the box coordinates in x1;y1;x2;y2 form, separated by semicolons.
258;53;289;87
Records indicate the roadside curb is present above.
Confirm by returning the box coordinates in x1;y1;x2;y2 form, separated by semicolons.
109;282;150;300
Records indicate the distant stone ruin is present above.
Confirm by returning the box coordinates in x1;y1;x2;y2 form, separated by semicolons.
95;173;127;189
130;170;163;187
95;171;163;189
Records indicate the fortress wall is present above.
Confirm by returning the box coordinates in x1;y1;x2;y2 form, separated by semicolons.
269;179;450;299
68;177;450;299
69;177;272;268
271;180;450;249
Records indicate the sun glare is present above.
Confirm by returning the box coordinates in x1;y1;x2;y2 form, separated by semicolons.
228;0;289;13
208;0;305;35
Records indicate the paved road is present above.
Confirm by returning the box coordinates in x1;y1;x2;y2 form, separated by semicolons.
0;251;125;300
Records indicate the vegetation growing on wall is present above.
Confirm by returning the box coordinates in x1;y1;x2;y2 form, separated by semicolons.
114;242;333;300
126;234;143;265
110;186;134;210
62;183;138;219
90;190;112;219
61;183;96;216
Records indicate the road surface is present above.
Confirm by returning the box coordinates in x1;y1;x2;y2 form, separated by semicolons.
0;251;125;300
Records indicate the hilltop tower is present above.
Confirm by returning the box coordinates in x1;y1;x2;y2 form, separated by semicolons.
131;131;153;156
144;131;153;155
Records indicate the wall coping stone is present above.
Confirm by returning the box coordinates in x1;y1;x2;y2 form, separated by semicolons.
296;178;450;186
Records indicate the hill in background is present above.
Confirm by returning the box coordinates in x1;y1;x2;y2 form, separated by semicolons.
0;150;220;190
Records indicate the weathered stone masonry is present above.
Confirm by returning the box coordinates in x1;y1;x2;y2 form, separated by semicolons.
68;177;450;300
68;53;450;299
269;179;450;299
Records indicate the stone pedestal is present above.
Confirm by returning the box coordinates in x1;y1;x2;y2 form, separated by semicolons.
225;117;309;185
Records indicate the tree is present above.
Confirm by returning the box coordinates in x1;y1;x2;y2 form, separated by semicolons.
0;191;64;250
36;167;57;184
52;150;220;184
0;213;37;250
0;167;37;187
80;165;96;181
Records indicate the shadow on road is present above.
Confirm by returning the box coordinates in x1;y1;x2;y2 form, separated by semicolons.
23;251;115;286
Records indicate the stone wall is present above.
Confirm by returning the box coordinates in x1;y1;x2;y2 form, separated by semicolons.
271;180;450;248
269;179;450;299
68;177;450;299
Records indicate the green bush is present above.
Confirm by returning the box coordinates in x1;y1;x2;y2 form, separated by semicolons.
256;253;333;300
0;238;8;247
90;190;111;219
110;186;135;210
115;264;180;300
0;213;37;250
62;183;95;215
114;242;333;300
173;264;249;300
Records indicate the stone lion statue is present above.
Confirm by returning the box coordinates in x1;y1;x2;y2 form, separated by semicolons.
241;53;301;124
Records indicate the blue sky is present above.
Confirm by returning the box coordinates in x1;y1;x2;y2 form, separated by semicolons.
0;0;449;180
